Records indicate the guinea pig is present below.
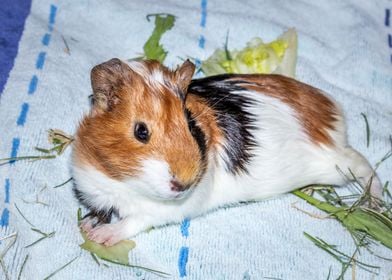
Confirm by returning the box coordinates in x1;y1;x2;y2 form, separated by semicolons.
71;58;382;246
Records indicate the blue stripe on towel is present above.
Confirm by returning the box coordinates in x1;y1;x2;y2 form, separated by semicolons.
181;218;190;237
4;179;10;204
0;0;32;95
0;208;10;227
9;138;20;164
3;3;58;231
198;35;205;49
28;75;38;94
386;9;390;27
17;102;29;126
177;1;208;277
48;4;57;30
36;52;47;69
200;0;208;27
178;246;189;277
42;33;51;46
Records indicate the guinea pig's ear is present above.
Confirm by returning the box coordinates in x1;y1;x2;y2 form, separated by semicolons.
175;59;196;92
90;58;130;115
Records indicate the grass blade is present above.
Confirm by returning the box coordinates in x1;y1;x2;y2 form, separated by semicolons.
14;203;35;227
43;255;79;280
224;30;232;61
53;177;73;188
17;254;29;280
90;253;100;266
25;231;55;248
0;155;56;166
102;259;171;278
0;234;17;280
360;113;370;148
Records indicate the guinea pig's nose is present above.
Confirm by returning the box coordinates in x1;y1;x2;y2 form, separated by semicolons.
170;179;188;192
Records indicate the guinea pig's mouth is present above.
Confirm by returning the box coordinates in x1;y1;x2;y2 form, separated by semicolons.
150;186;194;202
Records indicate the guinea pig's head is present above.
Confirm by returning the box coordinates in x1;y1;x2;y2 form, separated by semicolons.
73;58;207;200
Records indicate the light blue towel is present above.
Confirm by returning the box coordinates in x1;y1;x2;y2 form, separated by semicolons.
0;1;391;279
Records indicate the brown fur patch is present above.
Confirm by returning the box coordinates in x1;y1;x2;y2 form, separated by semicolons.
74;61;210;188
229;74;338;145
185;95;224;152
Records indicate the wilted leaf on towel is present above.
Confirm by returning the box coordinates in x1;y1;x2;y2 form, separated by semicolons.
201;28;298;78
79;232;136;265
143;14;175;63
77;209;136;265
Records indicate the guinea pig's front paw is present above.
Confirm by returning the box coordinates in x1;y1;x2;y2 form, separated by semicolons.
86;217;152;246
87;222;129;246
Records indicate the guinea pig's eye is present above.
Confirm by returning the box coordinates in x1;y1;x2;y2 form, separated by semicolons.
134;122;150;143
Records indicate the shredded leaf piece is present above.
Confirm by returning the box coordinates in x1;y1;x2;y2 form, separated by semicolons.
142;14;175;63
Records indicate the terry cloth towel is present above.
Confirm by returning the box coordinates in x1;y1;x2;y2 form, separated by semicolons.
0;1;391;279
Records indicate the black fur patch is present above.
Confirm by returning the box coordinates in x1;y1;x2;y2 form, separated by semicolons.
185;108;207;161
82;208;113;226
73;184;114;225
188;74;258;174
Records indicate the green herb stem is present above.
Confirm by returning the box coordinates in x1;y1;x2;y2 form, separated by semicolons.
43;255;79;280
0;155;56;166
360;113;370;148
14;203;35;227
17;254;29;280
53;177;73;188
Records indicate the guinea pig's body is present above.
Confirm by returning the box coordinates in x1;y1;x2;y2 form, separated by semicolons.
72;59;381;246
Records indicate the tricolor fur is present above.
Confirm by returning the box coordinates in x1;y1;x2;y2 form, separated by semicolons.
71;59;381;246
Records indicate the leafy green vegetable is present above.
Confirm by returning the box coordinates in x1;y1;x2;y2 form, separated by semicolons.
77;209;170;276
143;14;175;63
79;232;136;265
201;28;297;77
77;208;136;265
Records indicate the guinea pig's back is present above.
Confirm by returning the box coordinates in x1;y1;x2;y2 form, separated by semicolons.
187;74;378;205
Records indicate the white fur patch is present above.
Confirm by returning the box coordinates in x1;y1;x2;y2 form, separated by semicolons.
126;60;166;89
124;158;191;200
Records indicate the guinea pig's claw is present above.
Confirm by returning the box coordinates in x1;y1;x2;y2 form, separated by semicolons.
80;217;96;233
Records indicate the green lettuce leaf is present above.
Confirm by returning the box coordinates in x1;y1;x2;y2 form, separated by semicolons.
201;28;298;77
143;14;175;63
79;231;136;265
